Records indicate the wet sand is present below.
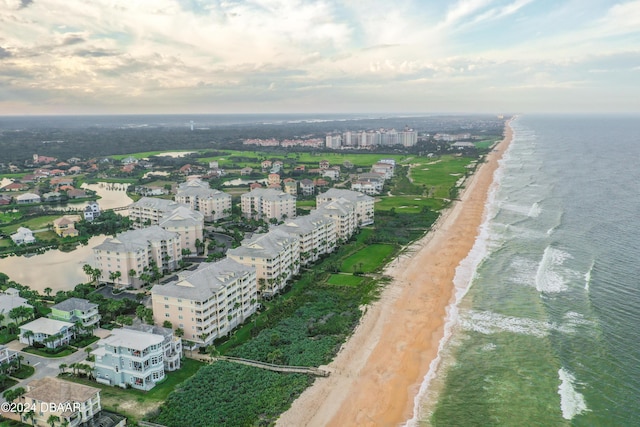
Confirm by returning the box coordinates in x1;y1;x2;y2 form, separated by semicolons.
277;120;513;427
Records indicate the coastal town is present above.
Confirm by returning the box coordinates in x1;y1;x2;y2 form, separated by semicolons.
0;117;505;426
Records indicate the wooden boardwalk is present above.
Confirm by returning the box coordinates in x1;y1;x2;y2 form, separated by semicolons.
215;356;330;377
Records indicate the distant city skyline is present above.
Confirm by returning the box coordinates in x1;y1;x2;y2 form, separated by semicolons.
1;0;638;115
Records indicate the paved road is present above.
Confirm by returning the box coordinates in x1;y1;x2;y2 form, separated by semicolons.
0;345;93;404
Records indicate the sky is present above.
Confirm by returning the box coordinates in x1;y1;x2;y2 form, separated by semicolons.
0;0;639;115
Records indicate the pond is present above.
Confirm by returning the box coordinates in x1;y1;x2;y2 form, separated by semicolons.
0;235;108;294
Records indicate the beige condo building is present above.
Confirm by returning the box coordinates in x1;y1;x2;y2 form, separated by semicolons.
272;214;337;266
240;188;296;221
158;206;204;254
227;228;300;297
129;197;189;227
317;188;375;226
92;226;182;289
175;179;232;221
151;258;258;345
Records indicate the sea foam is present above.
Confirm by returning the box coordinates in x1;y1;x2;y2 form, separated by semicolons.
558;368;589;419
403;126;513;426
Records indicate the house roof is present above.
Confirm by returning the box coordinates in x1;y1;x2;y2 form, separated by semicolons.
21;317;73;335
227;228;297;259
25;377;100;405
99;328;164;350
94;225;179;253
0;294;32;315
152;258;253;301
51;297;97;313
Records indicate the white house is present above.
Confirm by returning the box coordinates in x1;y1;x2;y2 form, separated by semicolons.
10;227;35;245
84;201;101;221
19;317;74;349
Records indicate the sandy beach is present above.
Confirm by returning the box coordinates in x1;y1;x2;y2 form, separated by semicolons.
277;120;513;427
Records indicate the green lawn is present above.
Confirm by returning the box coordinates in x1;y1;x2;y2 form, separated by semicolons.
0;212;22;224
63;358;206;421
11;365;35;379
408;155;474;198
22;346;76;358
296;200;316;208
0;215;59;234
340;244;395;273
375;196;444;212
326;274;364;287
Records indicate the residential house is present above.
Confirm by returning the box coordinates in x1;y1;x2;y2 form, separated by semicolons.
18;377;103;427
300;179;315;196
1;182;29;192
152;258;258;345
282;178;297;196
42;191;64;202
175;179;232;221
227;228;300;297
49;297;100;331
19;317;74;349
0;195;11;205
11;227;35;245
317;188;375;226
260;160;272;171
268;173;281;185
319;160;330;169
0;344;18;366
321;167;340;180
92;226;182;289
351;176;384;196
92;328;169;391
67;188;87;199
371;162;395;179
53;215;81;237
0;288;33;327
126;323;182;371
84;201;101;221
240;188;296;221
16;192;41;204
240;167;253;176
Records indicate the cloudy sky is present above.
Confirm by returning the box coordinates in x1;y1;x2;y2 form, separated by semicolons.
0;0;639;115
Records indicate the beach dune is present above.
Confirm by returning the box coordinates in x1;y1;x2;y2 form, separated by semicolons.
277;121;513;427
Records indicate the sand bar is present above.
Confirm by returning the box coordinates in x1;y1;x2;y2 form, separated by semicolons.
277;120;513;427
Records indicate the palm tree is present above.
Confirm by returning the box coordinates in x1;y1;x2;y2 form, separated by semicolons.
83;264;93;283
59;363;68;374
23;409;36;426
175;327;184;338
44;287;53;298
23;329;35;346
47;414;60;427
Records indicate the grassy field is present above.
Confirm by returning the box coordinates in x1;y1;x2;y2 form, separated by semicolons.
407;155;475;198
0;215;59;234
326;274;364;287
341;244;396;273
64;358;206;422
0;212;22;224
375;196;444;212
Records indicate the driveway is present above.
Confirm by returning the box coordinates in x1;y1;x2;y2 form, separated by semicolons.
0;343;96;405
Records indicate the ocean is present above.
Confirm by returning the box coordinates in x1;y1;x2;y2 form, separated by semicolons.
412;115;640;426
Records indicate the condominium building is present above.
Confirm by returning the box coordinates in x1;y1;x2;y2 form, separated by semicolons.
49;297;100;330
272;214;337;266
128;197;188;227
92;226;182;289
158;206;204;254
316;188;375;226
240;188;296;221
92;327;170;391
314;199;357;241
227;229;300;297
175;179;232;221
152;258;258;345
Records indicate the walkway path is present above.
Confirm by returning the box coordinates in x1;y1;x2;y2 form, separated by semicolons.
215;356;330;377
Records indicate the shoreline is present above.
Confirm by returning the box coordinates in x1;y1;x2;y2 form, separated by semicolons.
277;119;514;426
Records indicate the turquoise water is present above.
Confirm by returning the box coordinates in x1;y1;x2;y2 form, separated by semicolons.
411;115;640;426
